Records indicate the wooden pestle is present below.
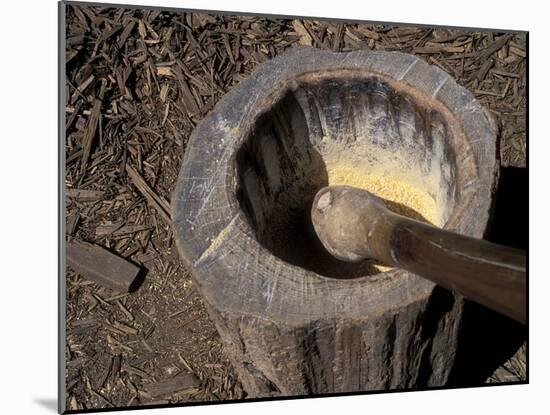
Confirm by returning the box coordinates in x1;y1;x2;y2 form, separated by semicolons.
311;185;526;324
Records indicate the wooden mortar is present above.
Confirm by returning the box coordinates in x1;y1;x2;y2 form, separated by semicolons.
172;47;498;397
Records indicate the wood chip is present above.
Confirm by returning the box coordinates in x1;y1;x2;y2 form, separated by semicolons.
117;20;136;48
353;26;380;40
66;188;105;202
159;84;170;102
66;239;142;292
126;164;171;224
124;364;151;378
478;34;512;61
509;45;526;58
138;20;147;38
116;300;135;321
172;65;200;116
66;212;80;235
476;58;495;82
144;373;200;397
157;66;173;77
112;320;139;335
292;20;312;46
80;80;106;177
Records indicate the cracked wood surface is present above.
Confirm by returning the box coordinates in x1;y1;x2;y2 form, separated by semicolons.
172;47;498;396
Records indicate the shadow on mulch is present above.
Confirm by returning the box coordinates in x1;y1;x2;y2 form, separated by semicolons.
488;167;528;250
448;166;527;386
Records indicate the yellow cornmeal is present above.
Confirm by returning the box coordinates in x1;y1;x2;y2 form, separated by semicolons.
326;166;439;224
326;165;440;272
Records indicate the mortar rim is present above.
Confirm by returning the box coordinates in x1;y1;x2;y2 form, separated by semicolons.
172;47;497;323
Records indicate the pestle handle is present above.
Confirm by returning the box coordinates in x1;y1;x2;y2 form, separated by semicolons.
311;186;526;324
386;216;526;323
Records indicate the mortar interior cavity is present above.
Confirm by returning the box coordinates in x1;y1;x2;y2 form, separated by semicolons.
235;75;459;279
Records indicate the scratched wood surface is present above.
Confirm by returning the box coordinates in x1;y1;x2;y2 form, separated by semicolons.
64;3;526;410
172;47;499;396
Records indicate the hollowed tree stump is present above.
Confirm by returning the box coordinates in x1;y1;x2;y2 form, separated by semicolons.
172;47;497;397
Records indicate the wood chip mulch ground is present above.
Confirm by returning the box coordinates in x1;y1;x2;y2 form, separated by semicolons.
64;4;527;411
